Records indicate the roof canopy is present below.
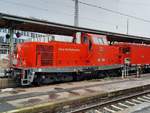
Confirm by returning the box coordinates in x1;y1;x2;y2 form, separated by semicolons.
0;13;150;43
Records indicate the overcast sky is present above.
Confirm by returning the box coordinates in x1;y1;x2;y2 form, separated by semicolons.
0;0;150;37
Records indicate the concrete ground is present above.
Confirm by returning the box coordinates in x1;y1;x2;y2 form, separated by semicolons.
0;74;150;113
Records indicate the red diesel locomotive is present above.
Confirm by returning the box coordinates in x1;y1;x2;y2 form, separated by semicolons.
11;33;150;86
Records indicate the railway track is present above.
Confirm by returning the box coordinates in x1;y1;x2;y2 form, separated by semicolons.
0;75;150;102
1;74;150;113
66;89;150;113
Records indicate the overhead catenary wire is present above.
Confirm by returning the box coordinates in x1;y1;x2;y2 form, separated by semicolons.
1;0;150;24
0;0;48;11
0;0;123;27
0;0;75;14
0;0;74;17
1;0;150;28
79;15;125;28
78;0;150;23
42;0;74;8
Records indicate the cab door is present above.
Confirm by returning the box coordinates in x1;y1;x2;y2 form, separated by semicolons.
81;34;93;65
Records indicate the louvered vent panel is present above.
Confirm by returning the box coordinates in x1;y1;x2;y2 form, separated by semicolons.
36;45;53;66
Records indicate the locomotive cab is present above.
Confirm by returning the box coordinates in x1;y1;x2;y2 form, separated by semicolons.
80;33;109;50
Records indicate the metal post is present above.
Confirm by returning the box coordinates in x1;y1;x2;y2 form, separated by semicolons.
127;18;129;35
122;65;124;79
74;0;79;27
136;65;141;78
127;65;129;76
9;27;14;67
136;65;139;78
125;65;127;78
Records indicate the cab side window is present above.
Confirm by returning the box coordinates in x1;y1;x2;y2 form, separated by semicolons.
93;37;104;45
83;36;88;44
93;37;99;44
98;38;104;44
93;37;108;45
82;36;92;50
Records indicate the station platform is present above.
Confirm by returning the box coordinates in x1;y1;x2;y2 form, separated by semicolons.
1;74;150;113
0;78;16;89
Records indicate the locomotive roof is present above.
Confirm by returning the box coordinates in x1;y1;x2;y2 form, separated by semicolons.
0;13;150;44
114;42;150;47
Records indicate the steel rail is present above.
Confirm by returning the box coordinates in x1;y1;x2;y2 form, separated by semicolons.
68;89;150;113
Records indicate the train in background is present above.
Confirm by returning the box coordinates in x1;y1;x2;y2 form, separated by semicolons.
10;32;150;86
